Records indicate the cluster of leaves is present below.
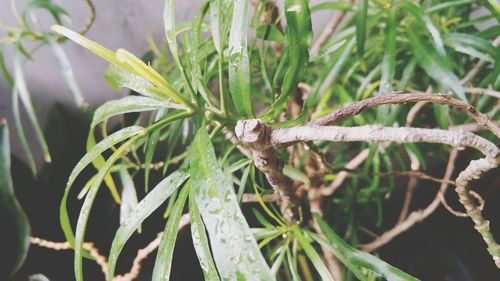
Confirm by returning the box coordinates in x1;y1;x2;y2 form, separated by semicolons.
0;0;88;175
2;0;499;280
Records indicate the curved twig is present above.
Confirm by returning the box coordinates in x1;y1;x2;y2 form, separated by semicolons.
308;92;500;138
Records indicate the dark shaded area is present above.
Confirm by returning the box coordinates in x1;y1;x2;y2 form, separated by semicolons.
379;149;500;281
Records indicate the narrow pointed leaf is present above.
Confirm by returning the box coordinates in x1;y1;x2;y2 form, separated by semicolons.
261;0;312;121
313;214;420;281
45;33;85;107
74;138;140;281
0;121;30;278
379;7;396;95
11;82;37;175
228;0;253;117
189;193;220;281
60;126;144;249
292;228;335;281
119;168;139;225
91;96;179;128
108;171;189;279
408;30;466;101
152;183;190;281
190;126;275;280
13;52;51;163
402;1;446;56
356;0;368;60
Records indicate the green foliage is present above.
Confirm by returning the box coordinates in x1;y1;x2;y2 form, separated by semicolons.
6;0;495;280
0;122;30;279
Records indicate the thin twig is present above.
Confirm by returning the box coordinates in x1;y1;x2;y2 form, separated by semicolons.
464;87;500;99
30;214;191;281
308;92;500;138
322;148;369;196
359;148;459;252
439;189;485;218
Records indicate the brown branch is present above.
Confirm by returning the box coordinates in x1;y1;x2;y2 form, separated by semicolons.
465;87;500;99
359;148;459;252
308;92;500;138
30;214;191;281
235;120;299;222
455;156;500;267
269;125;498;158
439;189;485;218
322;148;369;196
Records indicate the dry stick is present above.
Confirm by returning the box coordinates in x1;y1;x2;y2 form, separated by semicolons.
29;237;109;277
308;92;500;138
235;120;299;222
30;214;191;281
439;189;485;218
322;148;369;196
465;87;500;99
359;148;459;252
461;36;500;85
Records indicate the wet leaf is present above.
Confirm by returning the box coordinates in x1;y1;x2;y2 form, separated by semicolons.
190;126;275;280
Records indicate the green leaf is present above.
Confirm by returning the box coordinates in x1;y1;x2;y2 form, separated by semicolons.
356;0;368;60
228;0;254;117
0;48;13;86
51;25;121;67
313;214;420;281
74;138;140;281
11;78;37;175
152;184;190;281
261;0;312;121
190;126;275;280
26;0;69;24
52;25;192;109
408;30;466;102
283;164;310;185
0;121;30;278
163;0;196;98
309;40;346;62
444;33;497;63
379;7;396;95
256;25;285;42
104;65;164;100
425;0;472;13
310;2;355;13
292;228;335;281
60;126;144;250
87;130;121;204
44;33;85;108
118;168;139;226
189;193;221;281
144;126;161;192
402;1;446;56
209;0;231;55
108;171;189;280
91;96;179;128
13;51;51;163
